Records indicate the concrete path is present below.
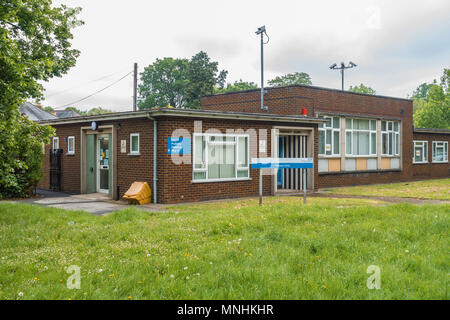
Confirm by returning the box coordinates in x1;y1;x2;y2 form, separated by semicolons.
12;189;166;215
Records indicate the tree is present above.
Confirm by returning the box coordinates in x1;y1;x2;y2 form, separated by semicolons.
64;106;112;115
412;68;450;129
215;80;258;93
268;72;312;87
185;51;227;108
411;82;434;100
0;0;83;198
348;83;376;95
138;57;189;109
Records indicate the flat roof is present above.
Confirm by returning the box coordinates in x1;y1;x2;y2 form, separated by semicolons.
37;107;326;126
413;127;450;135
203;84;413;102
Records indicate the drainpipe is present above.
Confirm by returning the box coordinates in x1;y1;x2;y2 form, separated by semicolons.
147;114;157;204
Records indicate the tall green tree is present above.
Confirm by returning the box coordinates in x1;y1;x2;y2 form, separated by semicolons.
0;0;83;197
348;83;376;95
138;52;227;109
138;57;189;109
268;72;312;87
412;68;450;129
185;51;227;108
215;80;258;93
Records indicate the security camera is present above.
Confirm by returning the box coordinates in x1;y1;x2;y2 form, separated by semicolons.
255;25;266;35
329;63;337;69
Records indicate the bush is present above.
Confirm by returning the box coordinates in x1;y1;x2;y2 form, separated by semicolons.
0;111;54;199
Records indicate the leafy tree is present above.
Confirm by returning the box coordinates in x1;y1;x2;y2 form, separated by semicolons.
411;82;434;100
185;51;228;108
138;51;227;109
138;57;189;109
348;83;376;95
0;0;82;198
63;106;112;116
43;106;55;113
412;68;450;129
268;72;312;87
215;79;258;93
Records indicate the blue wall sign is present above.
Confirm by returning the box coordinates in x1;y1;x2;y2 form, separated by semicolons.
251;157;313;169
167;137;191;155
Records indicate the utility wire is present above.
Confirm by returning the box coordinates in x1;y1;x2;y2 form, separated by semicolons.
55;71;133;109
46;68;130;98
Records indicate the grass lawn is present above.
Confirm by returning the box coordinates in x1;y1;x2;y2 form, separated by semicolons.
0;197;448;300
323;178;450;200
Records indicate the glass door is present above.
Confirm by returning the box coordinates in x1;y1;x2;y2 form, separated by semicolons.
97;135;109;193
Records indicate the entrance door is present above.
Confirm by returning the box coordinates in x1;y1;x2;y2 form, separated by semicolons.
277;135;308;190
97;135;110;193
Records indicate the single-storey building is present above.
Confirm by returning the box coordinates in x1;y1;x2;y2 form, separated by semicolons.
37;85;450;204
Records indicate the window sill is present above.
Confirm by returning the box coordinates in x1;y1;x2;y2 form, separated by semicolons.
128;152;141;156
319;169;402;175
432;161;448;164
191;178;252;184
318;155;341;158
66;153;75;156
344;155;378;158
412;161;428;165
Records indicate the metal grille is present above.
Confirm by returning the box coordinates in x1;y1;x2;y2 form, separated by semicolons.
277;135;307;190
49;149;63;191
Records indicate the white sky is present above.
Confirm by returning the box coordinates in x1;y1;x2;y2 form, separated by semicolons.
42;0;450;112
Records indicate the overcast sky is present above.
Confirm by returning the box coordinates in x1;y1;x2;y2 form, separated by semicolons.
42;0;450;112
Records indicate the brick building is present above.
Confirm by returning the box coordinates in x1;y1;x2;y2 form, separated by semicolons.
38;85;449;204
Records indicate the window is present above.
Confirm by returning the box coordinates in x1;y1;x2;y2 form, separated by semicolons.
193;134;249;181
52;137;59;150
381;121;400;156
319;116;340;156
345;118;377;156
67;136;75;154
413;141;428;163
130;133;140;154
432;141;448;163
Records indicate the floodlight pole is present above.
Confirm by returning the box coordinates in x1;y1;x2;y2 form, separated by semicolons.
330;62;357;91
256;26;268;112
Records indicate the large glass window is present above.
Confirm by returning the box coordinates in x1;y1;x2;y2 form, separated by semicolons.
193;134;249;181
319;116;340;156
381;120;400;156
432;141;448;163
345;119;377;156
413;141;428;163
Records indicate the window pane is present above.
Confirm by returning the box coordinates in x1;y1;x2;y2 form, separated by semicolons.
325;118;332;128
194;135;205;169
358;132;369;155
414;147;423;162
345;118;352;129
382;133;388;154
388;133;393;155
359;120;369;130
326;130;332;155
381;121;386;131
237;137;248;167
237;169;248;178
370;120;376;131
333;131;340;154
333;117;340;128
388;122;393;131
131;136;139;152
318;130;325;155
221;143;235;178
208;142;220;179
352;132;358;155
346;132;352;154
395;133;399;155
394;122;399;132
193;172;206;180
371;132;376;154
424;142;428;161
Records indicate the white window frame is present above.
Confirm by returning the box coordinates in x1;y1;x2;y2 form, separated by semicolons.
52;137;59;150
381;120;400;156
345;118;377;157
318;116;340;157
192;133;250;182
432;141;448;163
413;140;428;164
67;136;75;154
129;133;140;154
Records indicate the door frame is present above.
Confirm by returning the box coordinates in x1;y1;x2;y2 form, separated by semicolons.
80;125;117;199
96;134;110;194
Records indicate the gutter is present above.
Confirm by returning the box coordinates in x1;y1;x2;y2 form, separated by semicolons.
147;113;158;204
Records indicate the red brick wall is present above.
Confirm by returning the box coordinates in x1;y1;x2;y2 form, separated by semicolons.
411;132;450;179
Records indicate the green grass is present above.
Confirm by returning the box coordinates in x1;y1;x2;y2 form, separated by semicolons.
323;178;450;200
0;196;448;300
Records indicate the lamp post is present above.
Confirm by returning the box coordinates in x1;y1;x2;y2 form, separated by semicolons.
330;61;357;91
255;26;269;111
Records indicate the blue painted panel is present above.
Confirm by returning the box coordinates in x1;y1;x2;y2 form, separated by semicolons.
167;137;191;155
